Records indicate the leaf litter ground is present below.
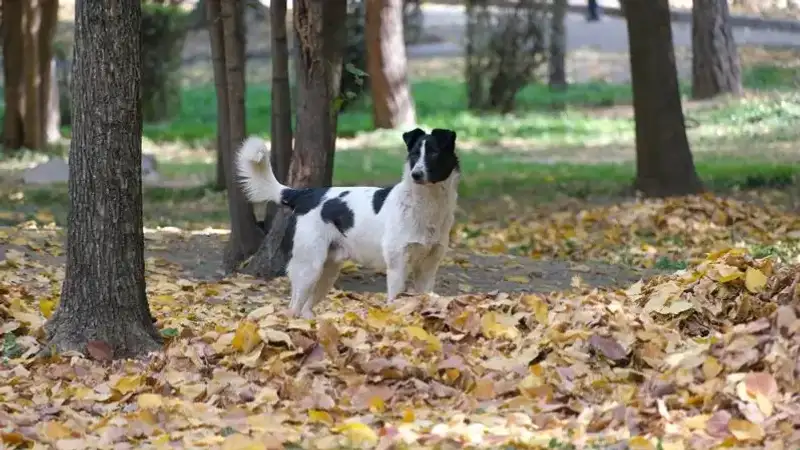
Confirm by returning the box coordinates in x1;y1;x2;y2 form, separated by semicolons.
2;193;800;449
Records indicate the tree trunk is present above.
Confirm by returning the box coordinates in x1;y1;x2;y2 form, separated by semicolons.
2;0;25;151
262;0;294;232
366;0;416;129
691;0;742;100
45;0;162;359
217;0;264;271
243;0;348;278
40;0;60;144
623;0;704;198
209;0;229;192
548;0;568;95
3;0;60;151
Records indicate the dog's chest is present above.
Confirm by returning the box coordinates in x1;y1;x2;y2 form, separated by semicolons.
392;189;455;244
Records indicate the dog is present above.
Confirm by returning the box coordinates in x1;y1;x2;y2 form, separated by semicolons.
236;128;460;318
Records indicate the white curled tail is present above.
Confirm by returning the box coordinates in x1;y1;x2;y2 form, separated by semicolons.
235;136;286;204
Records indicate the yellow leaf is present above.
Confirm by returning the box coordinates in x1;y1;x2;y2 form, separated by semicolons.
366;308;397;329
404;326;442;352
113;375;143;395
231;320;261;353
402;409;415;423
715;264;744;283
369;396;385;413
480;311;520;340
221;433;267;450
728;419;765;442
744;267;768;293
504;275;530;284
42;421;73;441
682;414;710;430
627;436;655;450
308;409;334;425
522;294;548;325
702;356;723;380
333;422;379;446
137;393;164;410
38;298;57;318
755;392;773;417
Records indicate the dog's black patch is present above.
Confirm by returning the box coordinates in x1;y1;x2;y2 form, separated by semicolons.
371;185;394;214
280;187;330;215
338;190;350;198
320;198;355;235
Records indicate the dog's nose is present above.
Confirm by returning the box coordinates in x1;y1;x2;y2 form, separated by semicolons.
411;171;423;181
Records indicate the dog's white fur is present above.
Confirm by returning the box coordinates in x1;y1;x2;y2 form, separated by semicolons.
236;135;459;318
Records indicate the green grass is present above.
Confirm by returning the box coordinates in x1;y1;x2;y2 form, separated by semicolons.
119;63;800;145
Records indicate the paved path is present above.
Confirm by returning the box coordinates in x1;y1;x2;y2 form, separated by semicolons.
406;2;800;59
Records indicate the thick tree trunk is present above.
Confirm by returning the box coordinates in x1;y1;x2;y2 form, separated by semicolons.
45;0;162;359
691;0;742;100
2;0;25;150
262;0;294;232
623;0;704;198
244;0;348;278
218;0;263;271
366;0;416;129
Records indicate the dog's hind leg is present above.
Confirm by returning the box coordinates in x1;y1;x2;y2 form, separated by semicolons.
411;244;446;295
301;259;342;317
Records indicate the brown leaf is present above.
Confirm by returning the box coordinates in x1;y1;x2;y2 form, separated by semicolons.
317;319;340;359
588;334;628;363
85;340;113;361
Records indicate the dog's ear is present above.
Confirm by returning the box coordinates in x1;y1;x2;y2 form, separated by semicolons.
431;128;457;152
402;128;426;151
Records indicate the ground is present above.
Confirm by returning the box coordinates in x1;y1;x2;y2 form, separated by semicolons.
2;2;800;449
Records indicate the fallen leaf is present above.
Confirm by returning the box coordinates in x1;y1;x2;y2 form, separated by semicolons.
744;267;768;293
728;419;765;442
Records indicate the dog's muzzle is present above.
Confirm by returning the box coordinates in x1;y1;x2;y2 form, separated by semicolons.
411;171;426;183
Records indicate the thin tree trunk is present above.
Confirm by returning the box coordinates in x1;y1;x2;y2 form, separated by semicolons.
40;0;60;144
691;0;742;100
220;0;263;271
623;0;704;198
244;0;348;278
262;0;294;232
22;0;44;150
209;0;229;192
2;0;25;150
366;0;416;129
548;0;568;95
45;0;161;359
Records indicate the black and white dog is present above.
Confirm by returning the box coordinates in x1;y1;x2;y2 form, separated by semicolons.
236;128;460;318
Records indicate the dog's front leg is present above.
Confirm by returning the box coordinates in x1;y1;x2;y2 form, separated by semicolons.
412;244;446;294
384;247;409;302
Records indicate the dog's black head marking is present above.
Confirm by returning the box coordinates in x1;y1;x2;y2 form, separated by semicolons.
403;127;459;185
371;185;395;214
320;198;355;235
339;190;350;198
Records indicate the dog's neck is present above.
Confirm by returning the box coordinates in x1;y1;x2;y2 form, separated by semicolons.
399;166;460;199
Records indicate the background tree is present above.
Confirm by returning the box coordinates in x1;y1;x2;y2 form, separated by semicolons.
244;0;348;278
45;0;162;358
691;0;742;100
366;0;416;129
207;0;264;271
260;0;294;233
548;0;568;108
623;0;704;197
3;0;60;151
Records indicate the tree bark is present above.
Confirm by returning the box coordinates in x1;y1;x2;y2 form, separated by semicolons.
366;0;416;129
244;0;348;278
548;0;568;91
623;0;704;198
209;0;229;192
22;0;44;150
218;0;264;271
262;0;294;232
45;0;162;359
691;0;742;100
2;0;25;150
40;0;60;144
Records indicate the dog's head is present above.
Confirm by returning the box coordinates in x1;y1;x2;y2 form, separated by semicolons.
402;128;459;185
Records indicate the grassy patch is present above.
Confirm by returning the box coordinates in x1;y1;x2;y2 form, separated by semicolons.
48;63;793;146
